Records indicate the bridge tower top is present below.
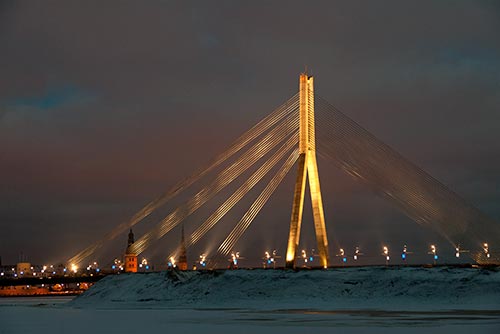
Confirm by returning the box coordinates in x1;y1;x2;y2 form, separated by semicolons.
299;73;315;153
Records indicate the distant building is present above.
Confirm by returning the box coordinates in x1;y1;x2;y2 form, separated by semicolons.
124;229;138;273
16;262;31;276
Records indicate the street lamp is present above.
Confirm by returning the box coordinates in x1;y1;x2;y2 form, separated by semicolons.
429;245;438;265
483;243;490;259
353;246;362;261
382;246;390;265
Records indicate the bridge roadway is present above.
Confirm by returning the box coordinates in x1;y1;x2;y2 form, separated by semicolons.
1;263;497;289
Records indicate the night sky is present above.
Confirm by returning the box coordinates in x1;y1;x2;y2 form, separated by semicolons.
1;1;499;267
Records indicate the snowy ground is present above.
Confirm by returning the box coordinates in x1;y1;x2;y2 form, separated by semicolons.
1;267;500;333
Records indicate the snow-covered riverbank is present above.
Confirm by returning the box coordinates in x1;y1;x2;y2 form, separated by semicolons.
71;266;500;310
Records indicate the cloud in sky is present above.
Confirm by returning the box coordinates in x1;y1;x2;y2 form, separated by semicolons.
4;84;95;110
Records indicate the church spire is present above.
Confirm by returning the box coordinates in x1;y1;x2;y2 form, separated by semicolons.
127;229;135;247
178;224;188;270
124;229;138;273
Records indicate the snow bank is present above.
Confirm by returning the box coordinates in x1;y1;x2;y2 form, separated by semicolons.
70;267;500;310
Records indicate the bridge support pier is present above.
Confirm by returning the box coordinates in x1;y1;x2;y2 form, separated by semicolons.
286;73;330;269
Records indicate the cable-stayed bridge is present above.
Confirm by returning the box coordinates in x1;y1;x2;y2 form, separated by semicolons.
68;73;500;269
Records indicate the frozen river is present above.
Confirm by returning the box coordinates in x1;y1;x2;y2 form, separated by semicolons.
1;267;500;333
1;298;499;334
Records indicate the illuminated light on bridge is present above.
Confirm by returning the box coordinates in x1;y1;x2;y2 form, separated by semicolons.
264;251;273;265
86;261;100;272
112;258;123;271
429;245;438;264
263;250;279;268
229;252;241;269
401;245;408;261
231;252;240;265
199;254;207;267
455;245;469;259
168;256;176;268
300;249;309;265
483;243;490;258
382;246;390;264
138;258;149;270
64;72;500;269
353;247;362;261
337;248;347;264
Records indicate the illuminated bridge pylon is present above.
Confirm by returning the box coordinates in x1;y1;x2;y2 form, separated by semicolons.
285;73;330;269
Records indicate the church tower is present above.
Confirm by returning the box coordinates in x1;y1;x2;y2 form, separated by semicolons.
177;225;188;270
124;229;138;273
